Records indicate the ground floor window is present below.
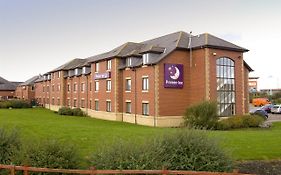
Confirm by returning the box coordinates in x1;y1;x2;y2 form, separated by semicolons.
95;100;99;111
126;102;131;113
142;102;149;115
81;99;85;108
106;101;111;112
73;99;77;107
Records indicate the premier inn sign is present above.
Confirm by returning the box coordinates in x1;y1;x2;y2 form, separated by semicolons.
94;72;111;80
164;63;184;88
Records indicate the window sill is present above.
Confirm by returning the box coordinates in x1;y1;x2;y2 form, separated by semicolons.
125;90;131;93
106;91;111;93
142;90;149;93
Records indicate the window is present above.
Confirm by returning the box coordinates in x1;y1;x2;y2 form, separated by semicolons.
47;86;49;92
57;85;60;91
125;79;131;91
75;68;79;75
52;98;55;105
126;102;131;113
57;98;60;105
95;81;99;91
82;67;86;74
216;57;235;116
143;54;149;65
67;99;71;106
58;71;61;78
90;82;92;91
142;102;149;115
74;84;77;92
126;57;132;67
81;83;85;92
52;73;54;79
43;86;45;92
95;100;99;111
89;100;92;109
106;80;111;92
106;101;111;112
52;85;55;92
95;63;99;72
67;84;70;92
107;60;112;70
81;99;85;108
142;77;149;91
73;99;77;107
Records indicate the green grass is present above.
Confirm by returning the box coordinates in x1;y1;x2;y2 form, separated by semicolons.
1;108;281;161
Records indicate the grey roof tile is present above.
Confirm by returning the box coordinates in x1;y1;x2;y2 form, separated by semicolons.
0;76;17;90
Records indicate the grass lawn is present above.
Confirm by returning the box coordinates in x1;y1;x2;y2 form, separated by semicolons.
1;108;281;161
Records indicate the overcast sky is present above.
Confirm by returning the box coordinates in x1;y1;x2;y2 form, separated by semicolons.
0;0;280;89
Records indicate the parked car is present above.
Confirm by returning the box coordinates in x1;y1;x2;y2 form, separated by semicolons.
252;98;271;107
250;109;268;119
271;104;281;114
260;104;274;113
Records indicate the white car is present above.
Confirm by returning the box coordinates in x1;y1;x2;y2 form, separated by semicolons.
271;105;281;114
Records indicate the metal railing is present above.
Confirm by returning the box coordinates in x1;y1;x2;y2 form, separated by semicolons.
0;164;254;175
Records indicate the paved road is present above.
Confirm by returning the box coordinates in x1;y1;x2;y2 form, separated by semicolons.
249;104;281;122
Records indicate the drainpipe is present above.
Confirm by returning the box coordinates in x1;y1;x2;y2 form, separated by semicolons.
86;75;88;115
133;67;137;124
153;65;156;127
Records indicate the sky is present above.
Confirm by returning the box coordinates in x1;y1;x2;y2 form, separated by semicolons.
0;0;281;89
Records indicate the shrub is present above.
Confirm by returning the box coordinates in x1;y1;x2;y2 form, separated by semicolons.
0;100;31;109
89;129;233;172
0;127;21;164
184;101;218;129
58;107;85;117
14;139;81;175
216;115;265;130
58;107;73;116
72;108;85;117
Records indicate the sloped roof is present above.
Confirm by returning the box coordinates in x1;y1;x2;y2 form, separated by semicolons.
48;58;88;73
87;31;248;66
0;76;17;91
20;76;40;86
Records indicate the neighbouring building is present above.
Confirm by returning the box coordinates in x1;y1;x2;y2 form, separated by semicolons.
0;76;21;100
248;77;259;92
15;75;40;102
34;31;252;127
260;89;281;96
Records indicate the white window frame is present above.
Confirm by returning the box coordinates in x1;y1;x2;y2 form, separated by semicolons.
95;81;99;92
58;71;61;78
142;102;149;116
142;76;149;91
125;101;132;114
82;67;87;74
125;78;131;92
106;100;112;112
106;80;111;92
95;63;99;73
126;57;132;67
107;59;112;70
75;68;79;75
143;54;149;65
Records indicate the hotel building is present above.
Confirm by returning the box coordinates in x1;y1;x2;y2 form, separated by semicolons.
34;31;252;127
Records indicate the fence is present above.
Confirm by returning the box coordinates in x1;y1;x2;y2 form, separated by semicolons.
0;164;254;175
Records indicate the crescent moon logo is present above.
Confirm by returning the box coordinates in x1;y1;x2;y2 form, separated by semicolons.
170;66;180;80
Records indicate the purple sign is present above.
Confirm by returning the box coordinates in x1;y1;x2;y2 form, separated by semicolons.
164;63;184;88
94;72;111;80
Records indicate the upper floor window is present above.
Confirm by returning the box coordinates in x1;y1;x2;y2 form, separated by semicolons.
95;63;99;72
67;84;70;92
125;78;131;91
106;80;111;92
58;71;61;78
75;68;79;75
82;67;87;74
126;57;132;67
74;84;77;92
143;54;149;65
81;83;85;92
95;81;99;91
107;60;112;70
142;76;149;91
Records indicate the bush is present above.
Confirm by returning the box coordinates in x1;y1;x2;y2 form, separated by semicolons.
184;101;218;129
0;127;21;164
14;139;81;175
89;129;233;172
72;108;85;117
216;115;265;130
0;100;31;109
58;107;73;116
58;107;85;117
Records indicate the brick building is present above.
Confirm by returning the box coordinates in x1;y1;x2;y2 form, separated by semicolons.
0;76;21;100
34;31;252;127
15;76;39;102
